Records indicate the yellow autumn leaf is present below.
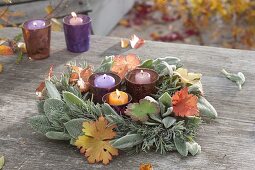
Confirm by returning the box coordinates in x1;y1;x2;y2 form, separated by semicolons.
75;116;118;165
51;18;62;32
175;68;202;85
45;5;53;15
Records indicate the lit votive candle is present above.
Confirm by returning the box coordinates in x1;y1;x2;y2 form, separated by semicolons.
108;89;128;106
69;12;83;25
26;19;46;30
94;74;116;88
135;70;151;84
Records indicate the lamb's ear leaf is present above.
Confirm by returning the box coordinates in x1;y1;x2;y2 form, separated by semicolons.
45;80;61;99
64;118;86;139
45;131;71;141
111;134;144;149
173;135;188;156
198;96;217;118
28;115;55;134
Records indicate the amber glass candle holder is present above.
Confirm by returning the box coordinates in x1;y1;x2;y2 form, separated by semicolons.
22;19;51;60
88;72;121;103
125;68;159;102
102;92;132;114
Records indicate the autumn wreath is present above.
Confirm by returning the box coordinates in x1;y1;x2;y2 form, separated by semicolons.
29;55;217;165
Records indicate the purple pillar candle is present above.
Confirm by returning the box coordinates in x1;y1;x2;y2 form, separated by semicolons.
94;74;116;88
63;12;92;53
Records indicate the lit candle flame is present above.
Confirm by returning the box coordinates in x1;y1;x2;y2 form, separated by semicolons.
116;89;120;99
141;70;144;75
71;12;77;18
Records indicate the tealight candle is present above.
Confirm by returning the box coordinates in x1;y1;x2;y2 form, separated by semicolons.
108;89;129;106
26;19;46;30
69;12;83;25
135;70;151;84
94;74;116;88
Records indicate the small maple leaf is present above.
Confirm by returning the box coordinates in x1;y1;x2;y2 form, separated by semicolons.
172;87;198;117
175;68;202;85
0;45;13;55
130;34;145;49
111;54;141;79
75;116;118;165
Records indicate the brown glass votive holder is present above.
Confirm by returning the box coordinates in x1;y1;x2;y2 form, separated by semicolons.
22;19;51;60
125;68;159;102
88;72;121;103
102;93;132;114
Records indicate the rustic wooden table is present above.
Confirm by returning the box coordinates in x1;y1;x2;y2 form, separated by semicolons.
0;28;255;170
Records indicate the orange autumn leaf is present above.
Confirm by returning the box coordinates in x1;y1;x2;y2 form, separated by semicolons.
111;54;141;79
35;65;54;98
69;72;79;83
75;116;118;165
67;65;93;92
140;163;153;170
172;87;199;117
0;45;13;55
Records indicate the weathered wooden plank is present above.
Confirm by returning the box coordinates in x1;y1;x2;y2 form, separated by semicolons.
0;0;90;25
0;28;255;170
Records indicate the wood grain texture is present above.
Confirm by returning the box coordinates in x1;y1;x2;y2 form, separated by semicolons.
0;28;255;170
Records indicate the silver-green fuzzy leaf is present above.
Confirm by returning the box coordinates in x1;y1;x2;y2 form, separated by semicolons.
221;69;245;90
112;134;144;149
45;80;61;99
162;116;176;128
29;115;55;134
198;96;217;118
64;118;86;139
63;91;86;108
173;135;188;156
44;98;67;115
159;92;172;108
186;141;201;156
45;131;71;140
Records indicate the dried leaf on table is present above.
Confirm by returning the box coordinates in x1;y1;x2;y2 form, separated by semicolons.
120;38;129;48
45;5;54;14
172;87;198;117
221;69;245;90
75;116;118;165
130;34;145;49
140;163;153;170
0;45;13;55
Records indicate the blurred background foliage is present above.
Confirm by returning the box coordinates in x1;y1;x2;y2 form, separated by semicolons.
1;0;255;50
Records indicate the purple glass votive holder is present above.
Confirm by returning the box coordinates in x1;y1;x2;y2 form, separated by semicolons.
88;72;121;103
102;93;132;114
63;14;91;53
125;68;159;102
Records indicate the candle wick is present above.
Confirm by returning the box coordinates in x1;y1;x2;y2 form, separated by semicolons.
118;95;120;99
33;22;37;27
